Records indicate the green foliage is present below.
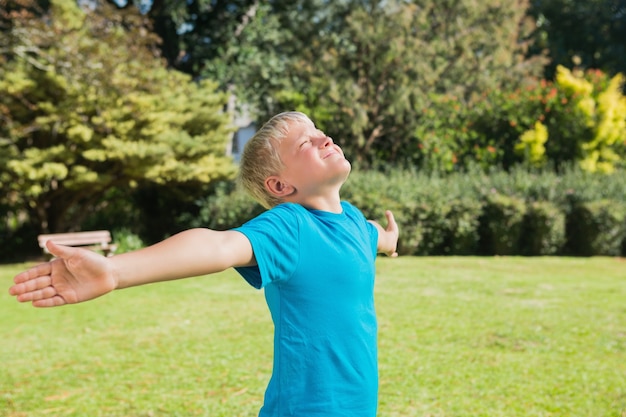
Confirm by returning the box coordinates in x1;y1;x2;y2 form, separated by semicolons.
167;166;626;257
479;194;528;256
520;201;567;255
0;0;235;233
566;200;626;256
0;219;40;262
397;200;446;256
180;182;265;231
527;0;626;80
385;195;483;256
424;66;626;173
2;0;624;257
343;170;452;255
441;199;483;255
82;0;626;175
256;0;546;167
515;121;549;166
554;66;626;172
111;228;146;254
413;93;501;172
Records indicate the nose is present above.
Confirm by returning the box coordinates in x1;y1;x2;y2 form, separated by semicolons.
321;136;333;147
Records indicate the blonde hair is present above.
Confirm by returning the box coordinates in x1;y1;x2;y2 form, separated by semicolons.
238;111;312;209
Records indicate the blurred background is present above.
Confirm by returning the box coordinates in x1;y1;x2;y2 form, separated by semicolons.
1;0;625;260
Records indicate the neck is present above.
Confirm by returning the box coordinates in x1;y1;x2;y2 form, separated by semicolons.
302;195;343;213
284;189;343;213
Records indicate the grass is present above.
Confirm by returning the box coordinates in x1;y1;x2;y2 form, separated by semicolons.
1;257;625;417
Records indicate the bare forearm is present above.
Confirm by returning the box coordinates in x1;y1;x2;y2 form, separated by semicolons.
8;228;253;308
112;228;253;289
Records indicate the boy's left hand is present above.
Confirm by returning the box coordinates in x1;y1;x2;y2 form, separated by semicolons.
370;210;399;257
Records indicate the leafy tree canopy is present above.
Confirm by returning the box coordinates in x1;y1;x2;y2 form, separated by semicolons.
259;0;547;166
0;0;235;232
124;0;547;166
528;0;626;79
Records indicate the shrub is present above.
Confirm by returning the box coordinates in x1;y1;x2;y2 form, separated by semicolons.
566;200;626;256
183;182;265;231
558;167;626;206
344;169;426;256
520;201;566;256
426;67;626;174
395;201;427;256
174;167;625;258
112;228;146;253
412;199;451;256
342;169;406;221
441;198;483;255
479;193;527;255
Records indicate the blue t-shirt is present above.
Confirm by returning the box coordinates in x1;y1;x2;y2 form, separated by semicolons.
234;201;379;417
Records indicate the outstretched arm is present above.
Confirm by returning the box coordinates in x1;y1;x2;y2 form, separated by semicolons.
369;210;399;257
9;229;254;308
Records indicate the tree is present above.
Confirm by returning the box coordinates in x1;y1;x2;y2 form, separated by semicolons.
0;0;234;233
104;1;548;168
528;0;626;78
260;0;547;166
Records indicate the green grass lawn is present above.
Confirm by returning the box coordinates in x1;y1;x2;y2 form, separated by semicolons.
2;257;625;416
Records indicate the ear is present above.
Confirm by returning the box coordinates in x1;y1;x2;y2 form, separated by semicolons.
265;176;295;198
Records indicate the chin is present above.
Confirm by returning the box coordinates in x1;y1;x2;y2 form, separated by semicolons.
340;158;351;173
339;159;352;180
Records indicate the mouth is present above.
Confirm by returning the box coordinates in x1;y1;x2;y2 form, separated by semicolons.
323;147;343;159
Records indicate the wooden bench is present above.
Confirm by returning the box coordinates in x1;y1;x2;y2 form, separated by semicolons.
38;230;118;258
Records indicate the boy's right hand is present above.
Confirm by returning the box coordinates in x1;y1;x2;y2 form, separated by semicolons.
9;240;117;307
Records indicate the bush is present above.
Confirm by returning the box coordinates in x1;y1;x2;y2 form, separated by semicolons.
183;182;265;231
112;228;146;253
566;200;626;256
479;194;527;255
418;67;626;174
442;198;483;255
342;169;406;221
411;199;451;256
520;201;566;256
394;201;427;256
343;167;625;256
0;221;40;262
168;167;626;258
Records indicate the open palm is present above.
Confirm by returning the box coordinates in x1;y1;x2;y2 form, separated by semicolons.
9;241;117;307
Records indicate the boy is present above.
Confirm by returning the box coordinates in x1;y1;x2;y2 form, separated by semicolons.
9;111;399;416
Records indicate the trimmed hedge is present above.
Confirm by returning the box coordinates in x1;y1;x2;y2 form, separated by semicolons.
520;201;566;256
479;194;527;256
182;167;626;257
442;198;483;255
566;200;626;256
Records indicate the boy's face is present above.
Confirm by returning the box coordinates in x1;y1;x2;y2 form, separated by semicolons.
270;118;351;201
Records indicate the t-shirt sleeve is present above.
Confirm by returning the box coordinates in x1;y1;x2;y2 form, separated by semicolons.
343;201;379;258
366;220;379;257
233;204;300;289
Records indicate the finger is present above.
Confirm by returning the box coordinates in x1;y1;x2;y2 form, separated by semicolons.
33;295;67;308
17;285;57;303
12;262;53;284
384;210;399;258
385;210;398;232
46;240;78;259
9;276;52;297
